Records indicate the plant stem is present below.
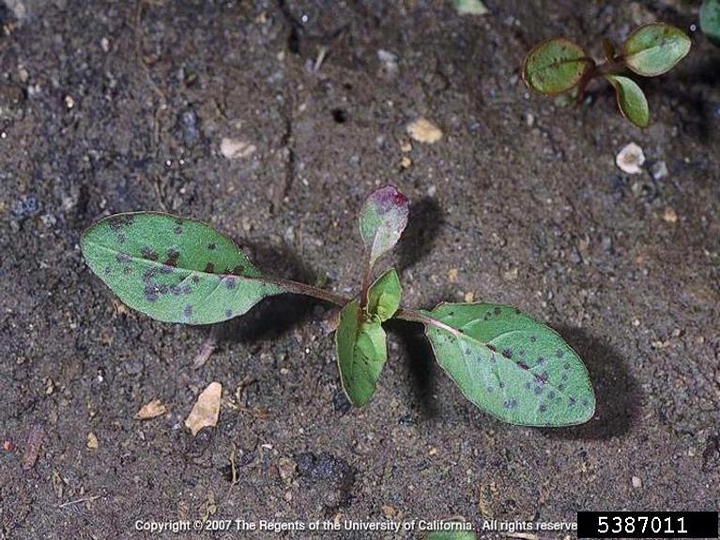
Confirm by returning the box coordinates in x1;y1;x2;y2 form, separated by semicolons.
266;277;351;307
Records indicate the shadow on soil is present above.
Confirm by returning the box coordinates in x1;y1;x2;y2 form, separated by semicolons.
543;326;642;440
398;197;443;273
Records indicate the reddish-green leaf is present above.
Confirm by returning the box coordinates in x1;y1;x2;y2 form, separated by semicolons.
621;23;691;77
605;75;649;128
523;38;593;95
359;186;409;269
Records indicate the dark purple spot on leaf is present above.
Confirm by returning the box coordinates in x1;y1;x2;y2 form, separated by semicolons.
157;284;169;294
108;215;135;230
123;266;133;275
487;344;497;352
503;399;517;409
191;275;200;283
164;249;180;267
117;233;126;243
225;309;233;318
486;386;493;393
519;350;526;356
517;361;529;370
548;391;556;400
493;307;501;316
535;373;548;385
558;384;565;391
207;242;216;250
530;335;537;343
160;265;174;274
539;404;547;413
524;382;531;389
204;262;215;273
142;268;157;281
581;398;589;407
224;276;237;289
173;225;183;235
183;304;193;318
182;285;192;294
141;247;158;261
563;362;570;370
537;357;546;366
115;252;131;264
104;266;112;275
502;348;513;359
170;285;182;296
555;349;564;358
534;386;543;395
144;285;159;302
499;381;505;389
561;373;568;381
568;397;576;407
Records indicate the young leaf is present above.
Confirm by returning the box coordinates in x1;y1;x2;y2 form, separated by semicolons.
80;212;283;324
522;38;593;95
336;300;387;406
621;23;691;77
453;0;488;16
421;303;595;427
359;186;409;269
604;75;649;128
366;268;401;322
701;0;720;46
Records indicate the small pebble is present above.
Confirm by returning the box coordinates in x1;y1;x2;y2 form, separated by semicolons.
407;118;443;144
650;160;668;181
616;142;645;174
631;476;642;488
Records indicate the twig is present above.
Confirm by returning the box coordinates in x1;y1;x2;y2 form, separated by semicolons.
58;495;102;508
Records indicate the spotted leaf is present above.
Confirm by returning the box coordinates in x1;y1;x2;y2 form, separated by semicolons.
81;212;283;324
359;186;409;269
422;303;595;426
336;300;387;407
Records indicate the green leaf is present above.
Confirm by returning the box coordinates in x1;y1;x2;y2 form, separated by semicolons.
425;532;476;540
366;268;401;322
604;75;649;128
522;38;593;95
421;303;595;427
80;212;283;324
453;0;488;16
336;300;387;406
359;186;409;269
701;0;720;46
621;23;691;77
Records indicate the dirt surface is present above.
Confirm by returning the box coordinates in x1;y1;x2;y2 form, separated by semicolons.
1;1;719;539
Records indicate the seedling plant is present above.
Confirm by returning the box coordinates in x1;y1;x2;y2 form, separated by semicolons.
523;22;691;127
81;187;595;427
701;0;720;46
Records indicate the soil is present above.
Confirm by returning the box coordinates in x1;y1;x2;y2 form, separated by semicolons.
1;1;718;539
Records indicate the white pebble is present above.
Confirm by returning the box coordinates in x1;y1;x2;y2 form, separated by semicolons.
616;142;645;175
